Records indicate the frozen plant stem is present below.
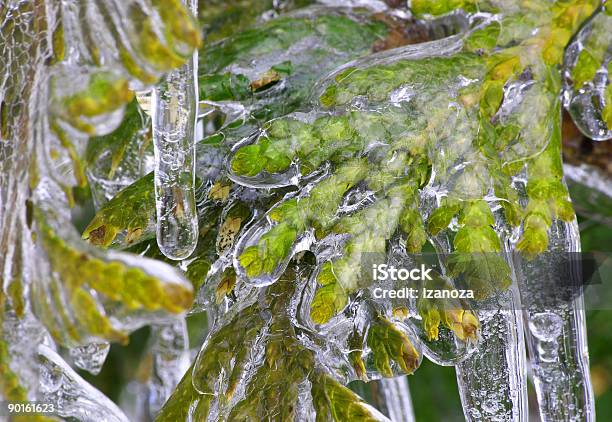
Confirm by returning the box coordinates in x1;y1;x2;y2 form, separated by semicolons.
152;0;199;260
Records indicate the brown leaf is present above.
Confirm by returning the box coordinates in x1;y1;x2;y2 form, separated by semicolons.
249;69;281;91
216;216;242;254
215;270;236;304
208;181;231;201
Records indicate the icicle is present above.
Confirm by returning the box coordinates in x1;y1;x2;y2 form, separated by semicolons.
69;342;110;375
514;219;595;422
455;288;528;422
38;344;130;422
118;320;191;420
348;377;415;421
378;377;416;422
152;0;199;260
147;319;191;416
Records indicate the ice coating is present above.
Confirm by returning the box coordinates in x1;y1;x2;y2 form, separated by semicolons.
83;5;412;252
86;99;153;208
158;267;403;421
190;1;596;420
346;377;416;421
154;0;595;420
152;0;200;260
514;219;595;422
117;319;191;420
1;1;607;421
30;180;194;346
563;6;612;141
1;311;53;401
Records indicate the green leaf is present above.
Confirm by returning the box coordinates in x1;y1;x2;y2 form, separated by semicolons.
310;281;348;325
83;172;155;247
427;203;460;235
603;82;612;130
447;252;512;299
410;0;478;17
231;144;265;176
366;316;420;376
416;275;479;341
572;50;599;88
35;207;193;347
199;73;251;101
458;200;495;228
465;22;501;53
86;99;149;179
311;370;387;422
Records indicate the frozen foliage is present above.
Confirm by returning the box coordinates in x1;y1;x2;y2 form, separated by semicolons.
1;0;609;421
86;99;153;208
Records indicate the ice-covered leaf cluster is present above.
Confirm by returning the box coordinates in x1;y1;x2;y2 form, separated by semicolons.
1;0;609;421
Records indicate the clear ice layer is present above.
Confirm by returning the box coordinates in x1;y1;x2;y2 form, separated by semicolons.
563;8;612;141
1;0;200;413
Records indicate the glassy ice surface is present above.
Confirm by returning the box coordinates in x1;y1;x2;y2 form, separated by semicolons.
0;0;199;418
416;324;478;366
349;377;415;421
86;104;153;208
117;319;190;420
515;220;595;422
152;57;199;260
455;289;528;422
